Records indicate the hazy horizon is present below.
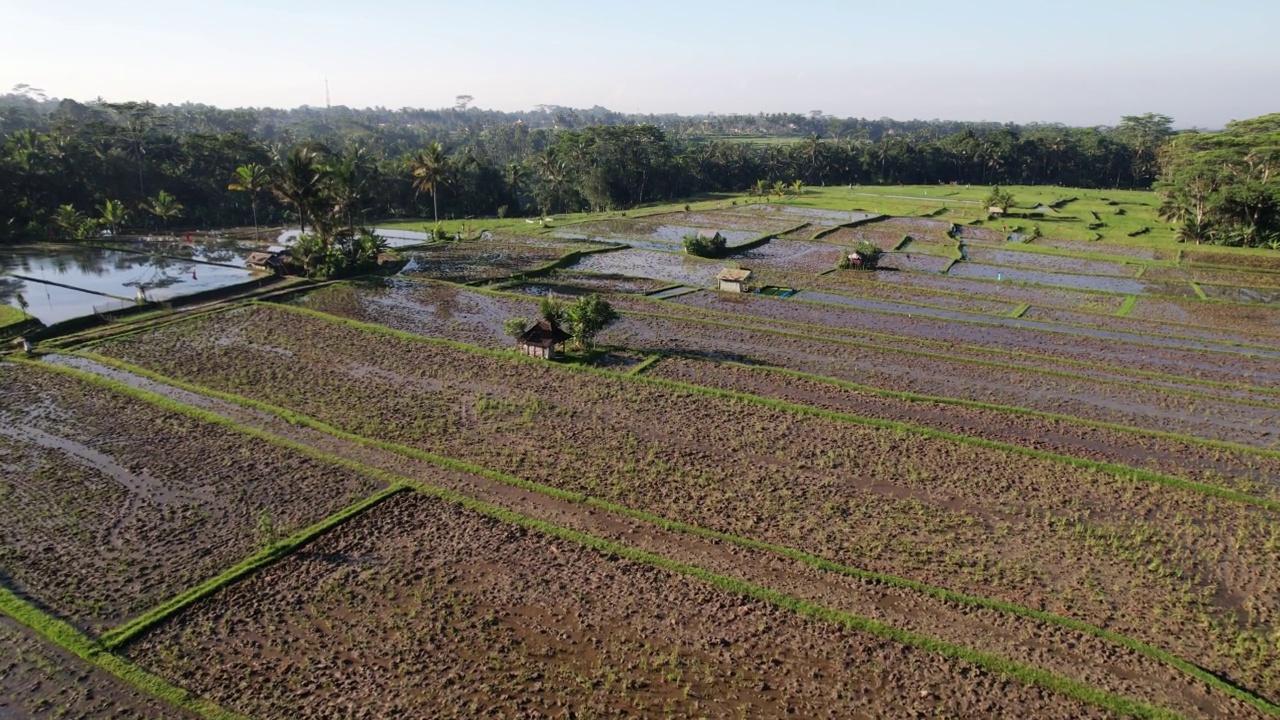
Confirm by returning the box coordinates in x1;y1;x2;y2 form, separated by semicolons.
3;0;1278;129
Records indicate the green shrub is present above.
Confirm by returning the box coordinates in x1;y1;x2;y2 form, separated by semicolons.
683;231;727;258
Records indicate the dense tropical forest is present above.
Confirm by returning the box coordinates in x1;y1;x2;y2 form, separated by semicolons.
1;87;1276;248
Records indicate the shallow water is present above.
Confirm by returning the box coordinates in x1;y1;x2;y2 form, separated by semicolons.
947;262;1148;295
276;227;431;248
1;244;256;324
650;225;758;246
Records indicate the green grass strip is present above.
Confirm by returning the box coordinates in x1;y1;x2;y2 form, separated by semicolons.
10;359;1194;720
1117;295;1139;317
50;352;1280;716
223;304;1280;512
627;354;663;375
1134;265;1148;279
100;485;406;650
0;585;249;720
1009;302;1031;318
1191;282;1208;300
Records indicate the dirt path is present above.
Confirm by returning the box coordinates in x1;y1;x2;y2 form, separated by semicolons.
44;354;1267;720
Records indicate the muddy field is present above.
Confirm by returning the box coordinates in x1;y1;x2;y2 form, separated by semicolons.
568;247;724;287
812;266;1131;313
1127;297;1280;337
729;238;843;273
398;234;604;282
0;616;193;719
93;304;1280;699
660;289;1280;393
644;355;1280;498
966;247;1140;277
0;362;382;632
127;491;1115;720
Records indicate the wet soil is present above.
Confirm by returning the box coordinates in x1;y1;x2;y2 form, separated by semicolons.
0;616;195;719
93;304;1280;701
127;492;1121;720
0;362;382;632
51;355;1266;720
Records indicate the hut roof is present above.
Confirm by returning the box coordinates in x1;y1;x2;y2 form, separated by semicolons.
716;268;752;282
246;251;274;265
697;229;724;239
987;206;1006;214
518;319;571;348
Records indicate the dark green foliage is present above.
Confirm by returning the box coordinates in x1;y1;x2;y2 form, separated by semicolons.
565;293;618;351
984;186;1015;213
1156;114;1280;248
0;90;1214;243
503;317;527;338
683;231;727;258
840;240;882;270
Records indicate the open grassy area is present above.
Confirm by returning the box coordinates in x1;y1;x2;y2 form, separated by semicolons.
0;303;27;329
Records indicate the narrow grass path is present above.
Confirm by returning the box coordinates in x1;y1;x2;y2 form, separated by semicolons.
8;357;1198;720
41;352;1280;719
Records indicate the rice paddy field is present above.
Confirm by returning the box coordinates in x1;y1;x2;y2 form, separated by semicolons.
3;187;1280;719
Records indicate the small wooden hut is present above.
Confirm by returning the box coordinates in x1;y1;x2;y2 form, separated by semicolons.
986;206;1006;217
846;251;864;269
247;249;294;274
517;319;572;359
716;268;753;293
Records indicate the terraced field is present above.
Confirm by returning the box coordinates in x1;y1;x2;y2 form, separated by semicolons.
4;192;1280;719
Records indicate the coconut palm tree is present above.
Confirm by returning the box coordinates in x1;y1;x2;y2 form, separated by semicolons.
228;163;270;240
271;147;325;234
97;199;130;236
52;204;88;239
144;190;184;231
409;141;449;223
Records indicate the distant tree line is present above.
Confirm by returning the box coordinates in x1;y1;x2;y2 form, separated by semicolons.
1156;114;1280;248
0;89;1200;244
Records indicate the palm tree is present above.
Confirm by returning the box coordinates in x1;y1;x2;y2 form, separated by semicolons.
97;199;130;236
52;204;87;239
790;179;805;196
409;141;449;223
271;147;325;234
504;162;527;214
15;292;28;320
144;190;184;231
228;163;270;240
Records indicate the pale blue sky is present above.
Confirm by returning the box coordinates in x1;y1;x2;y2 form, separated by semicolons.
2;0;1277;127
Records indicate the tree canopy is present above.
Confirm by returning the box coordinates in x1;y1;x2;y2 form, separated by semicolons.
1156;114;1280;247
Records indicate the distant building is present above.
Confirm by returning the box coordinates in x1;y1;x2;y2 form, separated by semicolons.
716;268;753;293
987;206;1006;217
846;251;864;269
697;229;725;242
517;319;572;360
